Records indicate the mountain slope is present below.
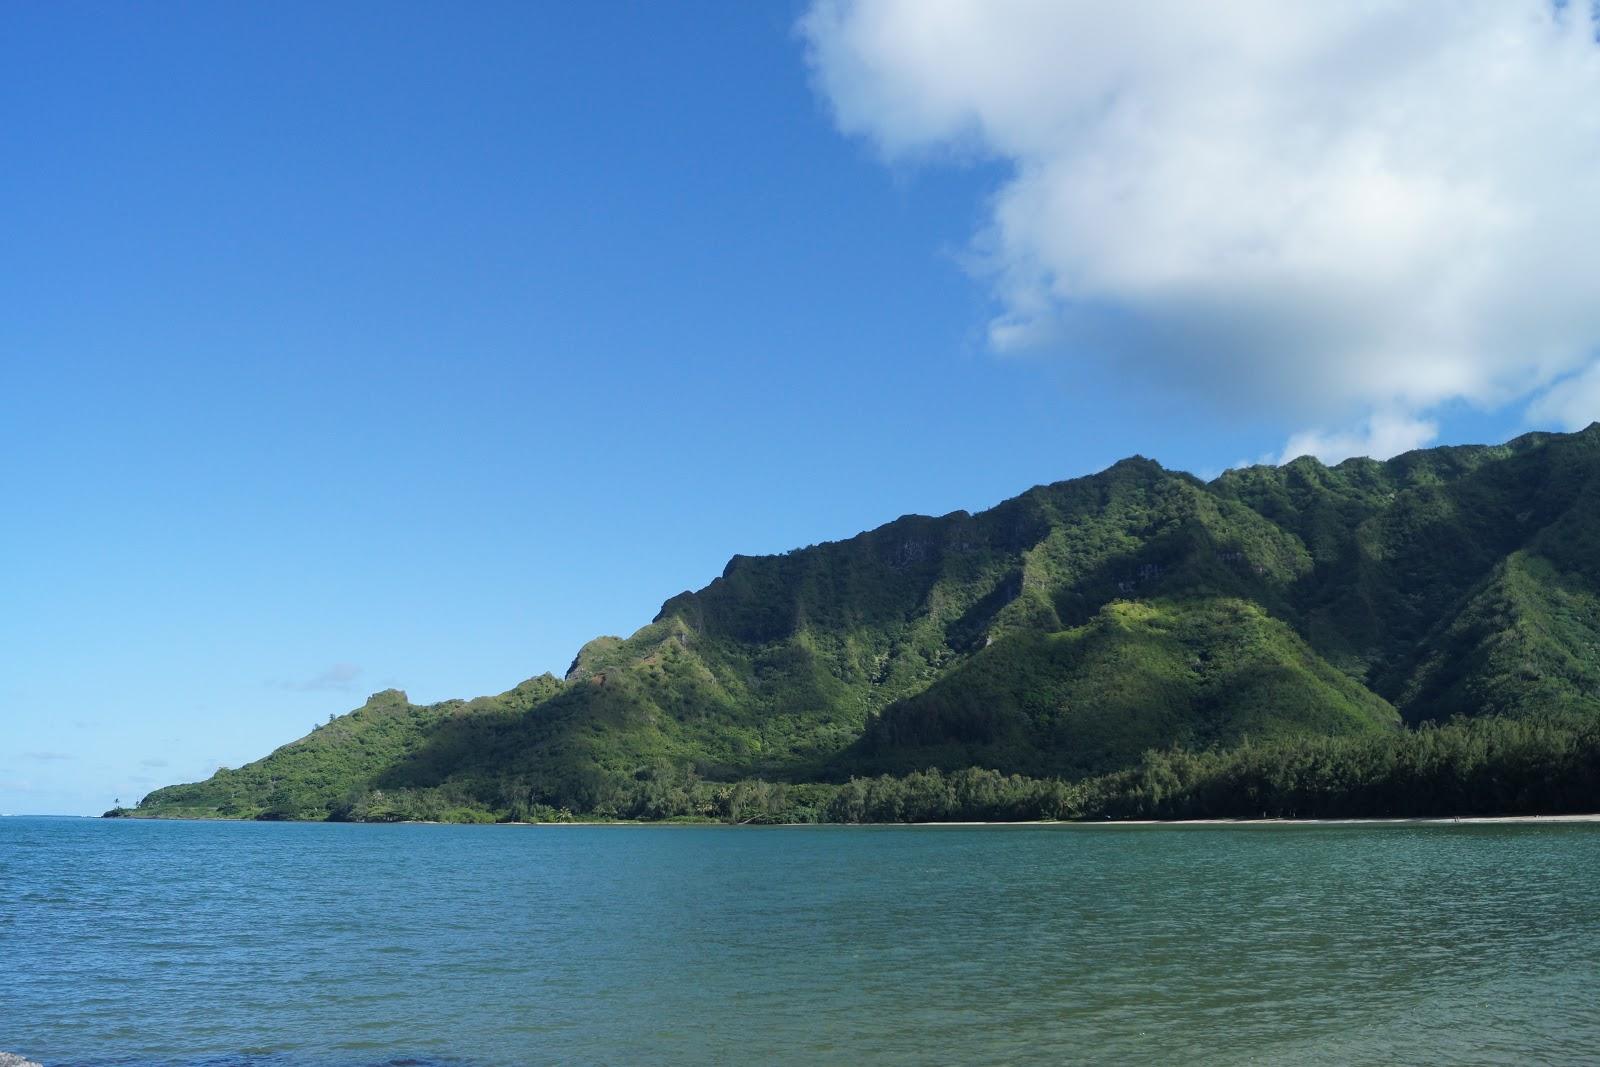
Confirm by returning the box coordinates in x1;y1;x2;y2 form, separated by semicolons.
847;597;1398;779
132;425;1600;821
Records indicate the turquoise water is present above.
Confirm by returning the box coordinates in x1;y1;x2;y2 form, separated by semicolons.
4;817;1599;1065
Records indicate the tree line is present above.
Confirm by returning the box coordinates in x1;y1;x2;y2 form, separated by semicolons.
292;712;1600;824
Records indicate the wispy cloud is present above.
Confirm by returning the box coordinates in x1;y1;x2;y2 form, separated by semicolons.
804;0;1600;461
271;662;362;693
22;751;73;762
139;757;169;769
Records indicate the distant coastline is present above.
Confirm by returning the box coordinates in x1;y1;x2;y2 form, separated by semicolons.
97;810;1600;828
916;813;1600;828
515;813;1600;828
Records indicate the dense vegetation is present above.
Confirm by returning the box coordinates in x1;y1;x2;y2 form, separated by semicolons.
128;426;1600;823
846;597;1394;779
826;712;1600;823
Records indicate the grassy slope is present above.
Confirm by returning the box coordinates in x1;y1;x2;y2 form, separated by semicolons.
132;425;1600;820
135;677;562;820
846;597;1397;779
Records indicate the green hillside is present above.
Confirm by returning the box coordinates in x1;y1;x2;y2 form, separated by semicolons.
130;425;1600;822
847;597;1397;779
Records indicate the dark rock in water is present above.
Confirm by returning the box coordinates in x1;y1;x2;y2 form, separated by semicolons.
0;1053;44;1067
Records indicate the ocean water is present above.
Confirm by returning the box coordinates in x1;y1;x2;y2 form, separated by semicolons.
3;817;1599;1066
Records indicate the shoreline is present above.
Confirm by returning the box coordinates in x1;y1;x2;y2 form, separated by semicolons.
495;812;1600;828
905;813;1600;828
86;811;1600;827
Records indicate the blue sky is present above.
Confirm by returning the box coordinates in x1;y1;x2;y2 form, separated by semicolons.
0;2;1572;815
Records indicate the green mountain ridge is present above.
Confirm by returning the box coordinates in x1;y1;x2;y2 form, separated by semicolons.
132;425;1600;822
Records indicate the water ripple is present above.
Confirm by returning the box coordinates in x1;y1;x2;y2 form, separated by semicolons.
2;819;1598;1065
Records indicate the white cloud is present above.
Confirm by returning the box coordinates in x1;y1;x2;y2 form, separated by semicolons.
1280;410;1439;465
1528;363;1600;430
803;0;1600;460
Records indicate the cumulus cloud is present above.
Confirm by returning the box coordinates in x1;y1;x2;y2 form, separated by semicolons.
1528;363;1600;430
802;0;1600;461
1279;410;1438;466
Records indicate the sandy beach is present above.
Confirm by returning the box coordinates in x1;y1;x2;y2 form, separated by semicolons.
492;812;1600;828
907;813;1600;828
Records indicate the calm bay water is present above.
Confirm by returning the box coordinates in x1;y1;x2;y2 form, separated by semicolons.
3;817;1599;1065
